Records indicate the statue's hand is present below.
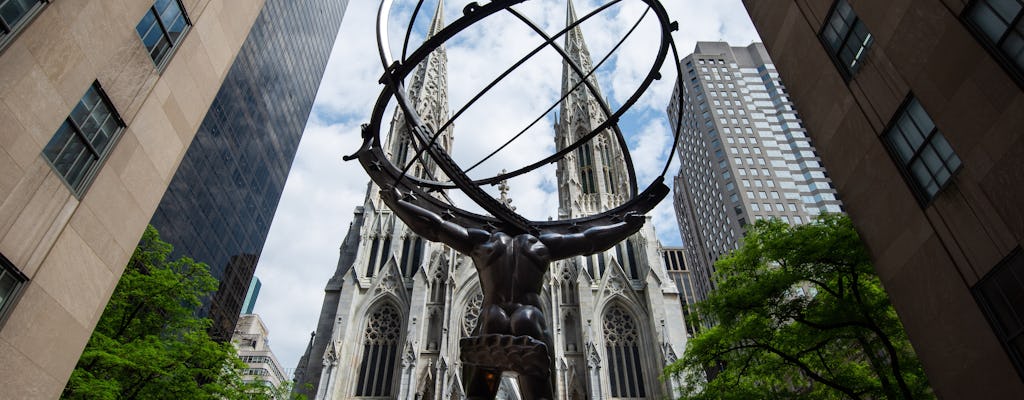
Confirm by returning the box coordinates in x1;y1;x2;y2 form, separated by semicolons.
623;211;645;226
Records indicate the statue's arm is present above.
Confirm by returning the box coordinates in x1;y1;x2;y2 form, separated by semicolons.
540;212;645;260
381;188;486;254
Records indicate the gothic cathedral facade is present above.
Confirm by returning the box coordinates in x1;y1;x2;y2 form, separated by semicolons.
293;2;688;398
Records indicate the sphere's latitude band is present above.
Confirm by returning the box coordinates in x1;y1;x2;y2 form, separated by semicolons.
347;0;682;236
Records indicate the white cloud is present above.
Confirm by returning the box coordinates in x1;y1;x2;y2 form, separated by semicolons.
253;0;759;371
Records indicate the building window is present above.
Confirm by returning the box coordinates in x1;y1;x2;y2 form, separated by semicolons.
356;304;401;397
882;96;961;203
42;81;125;197
963;0;1024;84
135;0;190;67
973;249;1024;380
0;254;26;325
820;0;873;79
577;141;596;194
0;0;47;48
604;305;645;398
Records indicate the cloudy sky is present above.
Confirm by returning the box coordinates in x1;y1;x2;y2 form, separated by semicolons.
252;0;760;372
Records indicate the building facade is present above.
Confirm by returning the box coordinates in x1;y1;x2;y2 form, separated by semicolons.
667;42;842;303
148;0;348;341
743;0;1024;397
233;314;289;392
660;246;697;337
293;1;688;399
0;0;265;397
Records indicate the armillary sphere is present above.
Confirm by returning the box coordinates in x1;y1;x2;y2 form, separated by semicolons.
346;0;686;236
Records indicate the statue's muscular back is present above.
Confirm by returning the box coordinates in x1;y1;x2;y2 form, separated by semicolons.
470;231;550;338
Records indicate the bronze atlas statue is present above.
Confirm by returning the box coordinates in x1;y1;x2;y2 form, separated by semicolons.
346;0;684;398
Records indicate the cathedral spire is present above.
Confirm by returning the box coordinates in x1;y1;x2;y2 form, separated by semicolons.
386;0;452;176
428;0;445;38
555;0;626;217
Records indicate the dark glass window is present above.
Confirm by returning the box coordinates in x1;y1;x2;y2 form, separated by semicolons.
0;0;45;46
964;0;1024;84
820;0;873;79
0;253;27;325
882;96;961;203
135;0;190;67
973;249;1024;379
43;81;125;197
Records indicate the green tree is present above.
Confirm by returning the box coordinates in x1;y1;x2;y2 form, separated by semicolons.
665;215;933;399
63;226;281;400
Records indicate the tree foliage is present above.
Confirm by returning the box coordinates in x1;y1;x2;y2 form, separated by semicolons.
665;215;933;399
62;226;283;400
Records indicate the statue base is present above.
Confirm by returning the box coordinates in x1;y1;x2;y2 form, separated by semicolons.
460;334;550;377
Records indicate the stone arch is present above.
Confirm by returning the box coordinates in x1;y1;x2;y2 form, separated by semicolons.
600;302;647;399
353;300;404;398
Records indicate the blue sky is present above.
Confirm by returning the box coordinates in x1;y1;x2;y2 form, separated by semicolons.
252;0;760;372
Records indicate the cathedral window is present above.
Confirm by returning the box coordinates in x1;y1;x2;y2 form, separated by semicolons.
366;237;380;277
560;267;577;305
395;138;410;166
577;142;596;194
601;143;617;193
604;305;646;398
400;237;411;276
429;267;446;303
462;289;484;336
410;237;424;277
355;304;401;397
617;239;639;279
379;237;391;272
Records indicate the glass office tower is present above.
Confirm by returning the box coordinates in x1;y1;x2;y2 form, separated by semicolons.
150;0;349;340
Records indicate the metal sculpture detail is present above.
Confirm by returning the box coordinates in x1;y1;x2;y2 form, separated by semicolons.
349;1;684;398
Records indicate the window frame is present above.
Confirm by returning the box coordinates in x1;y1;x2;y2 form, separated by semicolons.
0;253;28;328
134;0;192;69
42;81;126;198
0;0;49;53
818;0;874;81
879;94;962;206
972;247;1024;381
961;0;1024;88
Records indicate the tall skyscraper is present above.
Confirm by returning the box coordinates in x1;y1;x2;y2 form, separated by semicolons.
667;42;842;303
148;0;348;340
242;277;262;315
294;1;688;398
0;0;264;396
744;0;1024;397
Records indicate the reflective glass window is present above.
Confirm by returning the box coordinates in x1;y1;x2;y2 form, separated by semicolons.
883;97;961;203
43;82;124;197
135;0;190;67
820;0;873;79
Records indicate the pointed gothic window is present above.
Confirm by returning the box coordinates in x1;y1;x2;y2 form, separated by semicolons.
561;267;577;305
577;141;597;194
462;289;484;336
379;237;392;272
366;237;380;277
355;304;401;397
410;237;424;277
601;143;617;193
604;305;646;398
429;267;446;303
400;237;412;276
395;138;410;166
